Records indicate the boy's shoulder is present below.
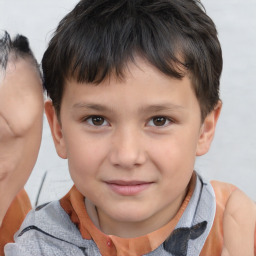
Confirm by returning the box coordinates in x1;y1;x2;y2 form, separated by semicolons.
221;186;256;256
202;180;256;256
4;200;99;256
210;179;255;226
211;180;237;201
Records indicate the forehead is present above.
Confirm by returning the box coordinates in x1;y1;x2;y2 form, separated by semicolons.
0;57;42;100
62;59;199;114
67;57;189;89
1;57;38;82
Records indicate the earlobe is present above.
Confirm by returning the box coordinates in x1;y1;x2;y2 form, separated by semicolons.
196;101;222;156
44;100;67;159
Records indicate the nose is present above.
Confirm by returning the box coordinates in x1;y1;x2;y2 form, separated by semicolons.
109;127;146;169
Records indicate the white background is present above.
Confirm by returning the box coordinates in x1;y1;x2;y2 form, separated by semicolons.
0;0;255;205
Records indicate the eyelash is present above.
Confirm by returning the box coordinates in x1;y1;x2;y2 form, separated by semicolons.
82;115;173;128
147;116;173;127
83;115;109;127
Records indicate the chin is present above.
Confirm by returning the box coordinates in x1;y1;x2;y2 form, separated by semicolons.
111;208;150;223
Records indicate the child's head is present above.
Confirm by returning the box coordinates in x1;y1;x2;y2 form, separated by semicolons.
0;31;41;82
0;31;43;205
42;0;222;121
43;0;222;237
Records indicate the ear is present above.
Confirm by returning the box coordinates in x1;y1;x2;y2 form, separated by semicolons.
44;100;67;159
196;101;222;156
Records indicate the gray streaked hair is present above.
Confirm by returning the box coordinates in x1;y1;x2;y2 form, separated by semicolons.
0;30;42;82
0;30;11;77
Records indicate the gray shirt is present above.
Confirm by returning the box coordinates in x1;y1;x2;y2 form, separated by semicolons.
4;174;215;256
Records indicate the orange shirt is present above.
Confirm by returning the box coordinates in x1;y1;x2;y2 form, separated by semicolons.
200;181;237;255
201;181;256;255
0;189;31;256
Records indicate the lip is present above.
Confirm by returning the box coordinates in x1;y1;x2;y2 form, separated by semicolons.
105;180;153;196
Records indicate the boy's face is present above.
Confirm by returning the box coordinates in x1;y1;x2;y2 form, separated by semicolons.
46;58;220;237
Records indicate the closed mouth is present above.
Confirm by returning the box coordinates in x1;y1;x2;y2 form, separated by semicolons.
105;180;154;196
106;180;152;186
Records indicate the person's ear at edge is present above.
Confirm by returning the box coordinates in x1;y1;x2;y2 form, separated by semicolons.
196;100;222;156
44;100;67;159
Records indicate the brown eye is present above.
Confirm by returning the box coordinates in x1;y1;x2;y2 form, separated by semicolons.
92;116;104;125
152;117;167;126
87;116;107;126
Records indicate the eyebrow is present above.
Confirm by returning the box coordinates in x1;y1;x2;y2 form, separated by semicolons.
138;104;185;113
72;102;184;114
72;102;113;112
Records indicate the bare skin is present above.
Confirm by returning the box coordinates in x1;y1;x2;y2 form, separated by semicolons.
0;57;44;225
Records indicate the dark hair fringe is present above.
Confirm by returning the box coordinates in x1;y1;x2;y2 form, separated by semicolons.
42;0;222;119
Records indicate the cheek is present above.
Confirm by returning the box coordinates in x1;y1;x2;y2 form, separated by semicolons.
150;134;197;169
148;132;198;194
3;85;43;136
65;135;109;179
65;138;109;199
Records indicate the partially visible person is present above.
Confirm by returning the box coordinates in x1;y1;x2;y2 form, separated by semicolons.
0;31;44;255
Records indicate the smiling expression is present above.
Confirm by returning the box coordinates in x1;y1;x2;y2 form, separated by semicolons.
46;58;219;237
